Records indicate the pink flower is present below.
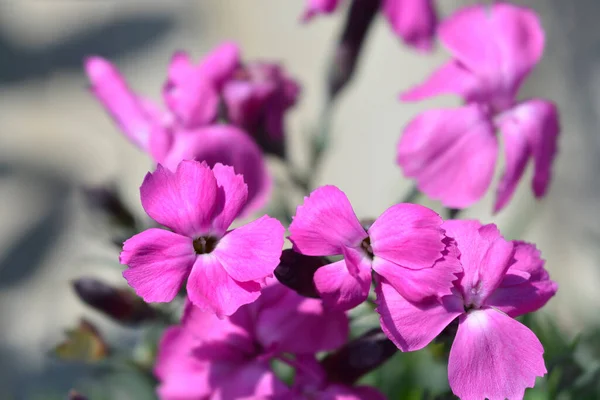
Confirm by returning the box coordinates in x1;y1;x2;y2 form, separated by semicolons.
303;0;438;52
120;160;285;317
288;185;459;310
155;282;349;399
398;3;560;212
377;220;558;399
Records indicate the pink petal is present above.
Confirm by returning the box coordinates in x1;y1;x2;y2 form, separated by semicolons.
497;99;559;200
369;203;445;270
186;255;262;317
213;361;288;400
162;125;272;217
289;185;367;256
120;228;195;303
163;51;220;128
375;278;463;351
211;163;249;235
382;0;437;52
442;221;515;308
321;384;387;400
254;283;349;354
485;242;557;317
439;3;545;99
84;56;163;151
314;259;372;311
198;41;241;88
400;61;478;102
448;308;547;400
213;215;285;282
302;0;341;21
140;161;218;237
397;105;498;209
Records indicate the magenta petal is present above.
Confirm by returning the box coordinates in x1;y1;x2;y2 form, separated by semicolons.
401;61;478;102
397;105;498;209
163;125;271;217
289;185;367;256
214;361;288;400
376;278;462;352
121;228;195;303
439;3;545;97
198;41;241;88
85;56;162;151
302;0;341;21
211;163;249;234
369;203;445;270
214;215;285;282
449;308;547;400
314;259;372;311
186;255;261;317
140;161;218;236
255;284;349;354
382;0;437;52
321;384;387;400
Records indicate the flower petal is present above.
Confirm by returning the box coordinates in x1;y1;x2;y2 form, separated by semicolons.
84;56;162;151
314;259;372;311
140;161;218;236
302;0;341;21
120;228;195;303
214;215;285;282
448;308;547;400
186;255;261;317
369;203;445;270
198;41;241;88
400;61;478;102
397;105;498;209
254;283;349;354
213;361;288;400
289;185;367;256
382;0;437;52
375;278;463;352
211;163;249;235
163;124;271;217
439;3;545;98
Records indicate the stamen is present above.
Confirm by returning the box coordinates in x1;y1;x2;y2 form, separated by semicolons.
193;236;218;254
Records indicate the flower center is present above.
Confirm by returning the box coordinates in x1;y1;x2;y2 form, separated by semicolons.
360;237;374;259
193;236;218;255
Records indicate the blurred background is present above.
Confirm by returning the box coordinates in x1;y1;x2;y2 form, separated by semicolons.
0;0;598;398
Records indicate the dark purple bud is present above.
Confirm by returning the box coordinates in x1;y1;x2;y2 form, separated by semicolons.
328;0;382;100
72;277;155;325
83;185;136;229
274;249;329;298
321;328;397;384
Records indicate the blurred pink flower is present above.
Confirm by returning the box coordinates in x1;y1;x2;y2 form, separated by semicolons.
398;3;560;212
303;0;437;52
289;185;458;310
377;220;557;399
120;160;285;317
155;282;349;399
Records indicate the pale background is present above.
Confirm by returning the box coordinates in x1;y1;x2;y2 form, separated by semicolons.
0;1;598;398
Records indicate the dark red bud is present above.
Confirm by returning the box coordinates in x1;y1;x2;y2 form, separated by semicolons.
274;249;329;298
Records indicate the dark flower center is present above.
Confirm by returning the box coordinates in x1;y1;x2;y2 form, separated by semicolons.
193;236;218;255
361;237;374;259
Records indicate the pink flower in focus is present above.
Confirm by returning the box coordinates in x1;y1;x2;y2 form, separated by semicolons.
120;160;285;317
398;3;560;212
303;0;438;52
155;282;349;399
377;220;558;399
289;185;459;311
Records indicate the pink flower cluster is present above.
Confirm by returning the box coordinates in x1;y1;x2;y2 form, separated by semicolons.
85;42;299;215
398;3;560;212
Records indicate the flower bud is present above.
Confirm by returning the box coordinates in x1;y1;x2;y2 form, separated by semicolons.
274;249;329;298
72;277;155;325
321;328;397;384
328;0;382;100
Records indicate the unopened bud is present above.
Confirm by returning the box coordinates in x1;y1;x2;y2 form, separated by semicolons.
274;249;329;298
328;0;382;100
73;277;155;325
321;328;397;384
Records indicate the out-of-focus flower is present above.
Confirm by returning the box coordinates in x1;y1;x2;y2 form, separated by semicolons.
155;282;349;399
398;3;560;212
85;41;299;215
377;220;558;399
289;185;458;311
303;0;437;52
120;160;285;317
